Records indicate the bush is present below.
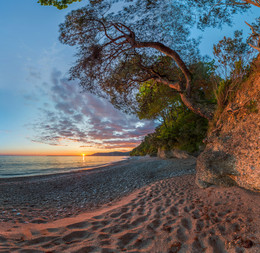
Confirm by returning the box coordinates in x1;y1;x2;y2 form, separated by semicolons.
130;105;208;156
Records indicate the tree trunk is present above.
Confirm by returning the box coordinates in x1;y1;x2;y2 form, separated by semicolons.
135;41;215;120
180;93;214;120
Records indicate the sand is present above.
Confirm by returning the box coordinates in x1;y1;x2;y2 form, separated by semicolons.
0;157;259;253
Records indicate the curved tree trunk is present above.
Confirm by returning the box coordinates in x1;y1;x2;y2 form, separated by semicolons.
134;41;215;120
180;94;214;120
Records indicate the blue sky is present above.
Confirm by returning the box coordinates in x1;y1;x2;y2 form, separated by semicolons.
0;1;258;155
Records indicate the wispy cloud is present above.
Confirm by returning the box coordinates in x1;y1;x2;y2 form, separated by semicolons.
31;69;156;149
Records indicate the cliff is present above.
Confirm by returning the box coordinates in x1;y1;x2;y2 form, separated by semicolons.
196;56;260;192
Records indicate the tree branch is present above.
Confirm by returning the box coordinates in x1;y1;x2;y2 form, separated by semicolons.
231;0;260;7
245;21;260;51
134;41;192;93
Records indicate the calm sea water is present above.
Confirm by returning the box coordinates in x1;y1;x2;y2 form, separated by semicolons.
0;156;128;178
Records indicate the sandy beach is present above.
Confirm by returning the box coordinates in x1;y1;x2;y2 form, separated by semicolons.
0;157;259;253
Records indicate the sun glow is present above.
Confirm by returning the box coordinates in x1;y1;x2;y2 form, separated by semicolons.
82;154;86;161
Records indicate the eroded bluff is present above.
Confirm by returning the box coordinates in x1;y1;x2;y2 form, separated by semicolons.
196;57;260;192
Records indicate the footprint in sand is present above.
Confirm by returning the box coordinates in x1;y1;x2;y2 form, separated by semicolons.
195;219;204;232
179;199;185;204
0;235;7;243
217;224;226;235
73;245;100;253
16;249;45;253
46;227;61;233
100;248;119;253
181;217;192;230
101;225;122;234
208;235;227;253
92;215;104;220
100;239;111;246
110;212;122;218
170;206;179;216
191;237;206;253
62;230;92;243
117;232;139;249
192;209;201;219
137;207;145;215
120;212;132;220
66;221;90;229
24;236;58;246
130;216;148;228
133;237;153;250
147;218;161;230
31;218;47;224
98;233;110;240
176;226;188;242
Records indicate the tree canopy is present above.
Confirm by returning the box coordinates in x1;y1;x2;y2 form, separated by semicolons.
37;0;81;9
58;0;220;119
39;0;258;120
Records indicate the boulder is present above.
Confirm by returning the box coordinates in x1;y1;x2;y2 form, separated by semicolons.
196;58;260;192
157;148;191;159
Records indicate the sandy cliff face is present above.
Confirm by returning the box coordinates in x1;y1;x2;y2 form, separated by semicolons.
196;57;260;192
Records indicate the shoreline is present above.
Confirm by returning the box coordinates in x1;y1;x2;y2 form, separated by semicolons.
0;156;130;180
0;157;131;182
0;157;196;224
0;157;259;252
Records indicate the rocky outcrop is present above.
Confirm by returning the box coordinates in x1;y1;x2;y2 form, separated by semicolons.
196;58;260;192
157;148;192;159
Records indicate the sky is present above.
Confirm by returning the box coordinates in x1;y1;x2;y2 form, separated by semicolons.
0;1;258;156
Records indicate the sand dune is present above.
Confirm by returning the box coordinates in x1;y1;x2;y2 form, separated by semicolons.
0;174;259;253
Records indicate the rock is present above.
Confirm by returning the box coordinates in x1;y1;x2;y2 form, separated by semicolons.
172;149;191;159
196;57;260;192
157;148;192;159
157;148;172;159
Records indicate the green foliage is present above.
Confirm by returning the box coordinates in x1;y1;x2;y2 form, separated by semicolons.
130;133;158;156
136;80;179;120
136;60;218;121
210;30;257;128
37;0;81;9
131;60;215;156
213;30;256;79
130;104;208;156
189;60;219;102
156;106;208;153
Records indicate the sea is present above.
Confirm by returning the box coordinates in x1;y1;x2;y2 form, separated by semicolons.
0;156;128;178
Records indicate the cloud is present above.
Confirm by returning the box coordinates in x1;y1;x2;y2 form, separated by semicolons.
31;69;156;149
